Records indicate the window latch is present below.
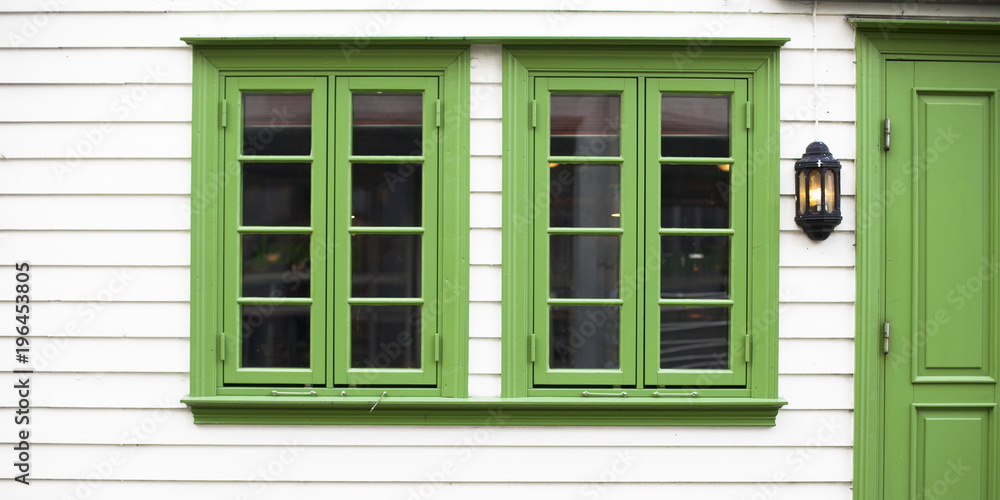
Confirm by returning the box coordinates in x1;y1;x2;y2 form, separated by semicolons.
271;390;317;396
582;391;628;398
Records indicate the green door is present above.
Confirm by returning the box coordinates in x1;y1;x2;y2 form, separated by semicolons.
884;60;1000;500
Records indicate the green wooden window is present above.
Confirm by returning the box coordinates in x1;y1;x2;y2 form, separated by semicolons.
186;43;471;417
503;45;785;408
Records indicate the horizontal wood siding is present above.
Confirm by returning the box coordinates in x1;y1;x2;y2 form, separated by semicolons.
1;1;991;497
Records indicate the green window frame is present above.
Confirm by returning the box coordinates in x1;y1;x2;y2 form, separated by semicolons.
184;42;471;422
502;44;786;417
184;39;784;425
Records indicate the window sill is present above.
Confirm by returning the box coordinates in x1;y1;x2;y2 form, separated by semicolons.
183;396;786;425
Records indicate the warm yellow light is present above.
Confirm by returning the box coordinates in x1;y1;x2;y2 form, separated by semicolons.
717;164;730;172
549;162;560;168
611;213;621;218
809;186;823;210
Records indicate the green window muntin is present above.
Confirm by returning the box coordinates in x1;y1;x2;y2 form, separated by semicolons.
187;40;784;424
223;75;442;389
187;44;471;407
503;45;783;404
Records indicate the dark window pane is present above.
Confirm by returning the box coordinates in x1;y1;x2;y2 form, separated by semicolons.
243;93;311;156
352;163;421;227
352;234;421;297
240;304;310;368
351;305;421;369
661;95;729;157
243;163;310;227
353;93;422;156
550;94;620;157
661;164;730;229
550;235;619;299
661;236;729;299
550;305;620;369
243;234;310;298
660;306;729;369
550;164;620;228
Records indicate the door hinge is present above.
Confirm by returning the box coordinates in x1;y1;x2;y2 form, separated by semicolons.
435;99;441;128
434;333;441;362
220;101;227;129
530;334;537;362
883;321;890;354
218;332;226;361
531;100;537;128
745;102;752;130
884;117;890;151
745;331;752;362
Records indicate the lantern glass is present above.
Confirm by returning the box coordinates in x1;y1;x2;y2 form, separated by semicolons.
797;170;807;214
824;169;836;212
808;169;822;212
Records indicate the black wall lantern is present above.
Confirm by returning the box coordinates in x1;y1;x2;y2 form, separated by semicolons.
794;141;842;241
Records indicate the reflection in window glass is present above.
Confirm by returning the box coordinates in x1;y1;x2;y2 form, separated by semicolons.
660;306;729;369
243;163;311;227
352;164;422;227
550;235;620;299
243;93;312;156
550;94;621;157
241;304;310;368
660;236;729;299
550;164;620;228
351;305;421;369
352;234;421;298
353;93;423;156
550;305;620;369
661;95;729;157
661;164;729;229
242;234;310;298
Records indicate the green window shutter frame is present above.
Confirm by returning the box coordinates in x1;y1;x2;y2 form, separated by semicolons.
186;43;472;421
502;44;785;418
222;76;329;386
184;39;785;425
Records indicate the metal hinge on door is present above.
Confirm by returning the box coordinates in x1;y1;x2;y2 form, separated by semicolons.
884;117;890;151
883;321;890;354
218;332;226;360
220;101;228;129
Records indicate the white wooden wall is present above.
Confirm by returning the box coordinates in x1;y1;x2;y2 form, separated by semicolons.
2;1;999;498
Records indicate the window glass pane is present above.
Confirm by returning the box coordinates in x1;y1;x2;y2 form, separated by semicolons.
243;234;310;298
661;95;729;157
660;236;729;299
243;93;311;156
661;164;729;229
660;306;729;369
352;163;421;227
550;94;621;157
353;93;423;156
550;164;620;228
550;235;619;299
549;305;620;369
243;163;310;227
352;234;421;298
240;304;310;368
351;305;421;369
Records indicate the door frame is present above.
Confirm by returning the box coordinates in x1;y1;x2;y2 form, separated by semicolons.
852;18;1000;500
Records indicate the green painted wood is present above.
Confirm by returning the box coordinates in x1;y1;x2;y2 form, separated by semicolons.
643;77;748;388
183;395;786;426
188;44;471;414
532;76;638;387
853;23;1000;500
332;75;440;387
503;44;782;411
222;76;328;386
883;59;1000;500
